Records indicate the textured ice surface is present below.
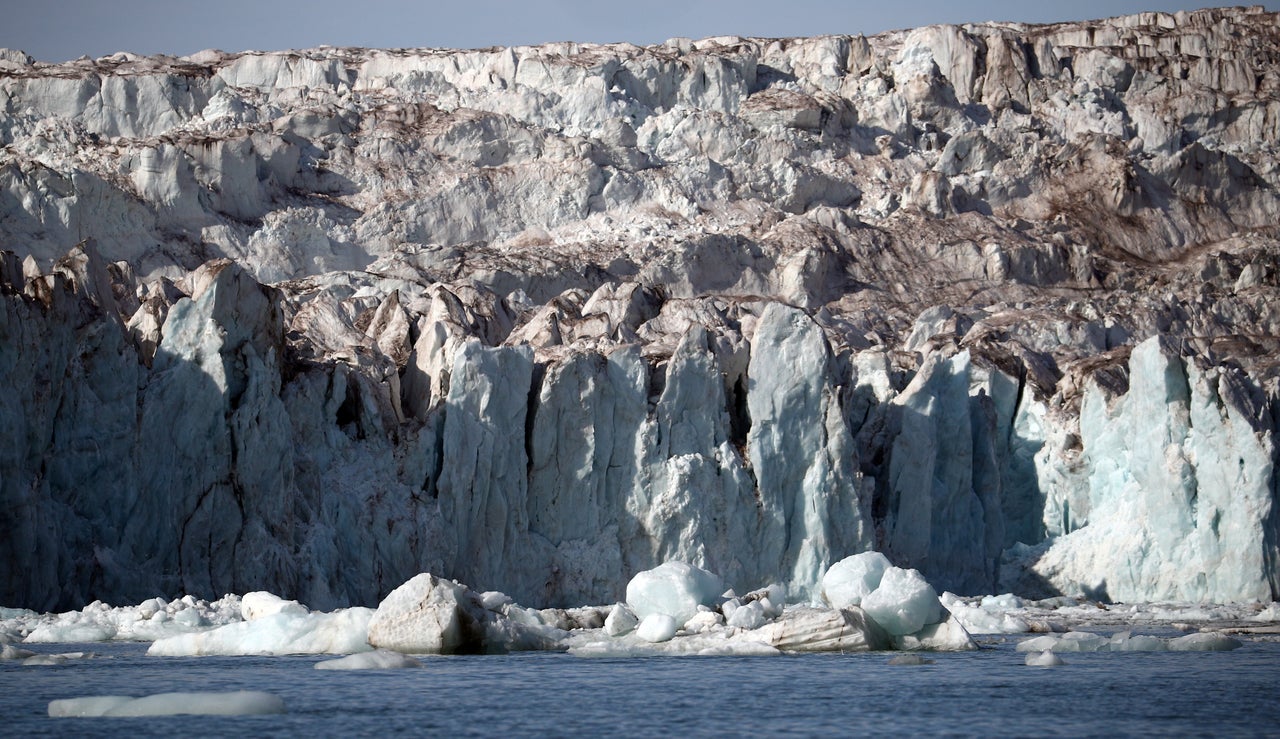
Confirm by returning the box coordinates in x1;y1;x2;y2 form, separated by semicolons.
820;552;892;608
241;592;308;621
1018;338;1280;602
48;691;285;717
726;601;767;630
1018;631;1242;653
861;567;943;636
893;615;978;651
18;595;243;643
366;574;481;654
636;614;679;643
940;592;1030;634
315;650;422;670
146;608;374;656
1169;633;1243;652
604;604;638;636
625;562;724;626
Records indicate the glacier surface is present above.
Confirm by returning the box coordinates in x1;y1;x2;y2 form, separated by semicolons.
0;7;1279;611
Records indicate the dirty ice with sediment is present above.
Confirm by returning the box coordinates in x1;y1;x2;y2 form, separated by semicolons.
1;7;1280;718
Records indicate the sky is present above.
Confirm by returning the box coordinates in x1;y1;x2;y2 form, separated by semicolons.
3;0;1278;63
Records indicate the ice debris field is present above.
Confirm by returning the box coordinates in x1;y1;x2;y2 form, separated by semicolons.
4;555;1277;718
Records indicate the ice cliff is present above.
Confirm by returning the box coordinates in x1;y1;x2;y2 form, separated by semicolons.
1;7;1278;610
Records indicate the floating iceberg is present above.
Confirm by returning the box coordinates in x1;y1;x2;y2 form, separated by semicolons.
1025;650;1065;667
48;691;284;717
315;650;422;670
1017;630;1242;653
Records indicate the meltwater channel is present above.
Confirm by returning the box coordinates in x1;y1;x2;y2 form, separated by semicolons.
6;636;1280;736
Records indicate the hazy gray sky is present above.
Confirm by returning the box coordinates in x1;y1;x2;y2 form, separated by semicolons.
4;1;1277;62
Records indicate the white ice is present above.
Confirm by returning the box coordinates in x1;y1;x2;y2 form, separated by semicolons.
240;591;308;621
635;613;678;643
1025;650;1065;666
48;691;285;717
820;551;892;608
939;592;1030;634
315;650;422;670
625;561;724;626
12;594;243;644
604;603;637;636
147;608;374;656
1017;630;1242;653
860;566;943;636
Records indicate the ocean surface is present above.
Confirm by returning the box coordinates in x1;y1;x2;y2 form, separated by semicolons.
4;634;1280;737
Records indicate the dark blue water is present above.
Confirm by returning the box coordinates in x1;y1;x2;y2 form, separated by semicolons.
4;637;1279;737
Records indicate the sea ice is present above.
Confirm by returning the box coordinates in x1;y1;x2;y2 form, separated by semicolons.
1016;629;1240;653
636;613;678;643
241;592;308;621
625;561;724;626
366;573;485;654
860;567;943;635
1168;633;1243;652
726;600;767;630
939;593;1030;634
737;606;892;652
1025;650;1065;666
604;603;638;636
147;608;374;656
820;551;892;608
684;609;725;633
894;615;978;651
1;644;35;660
1016;635;1064;652
23;620;117;644
314;650;422;670
1108;632;1167;652
48;691;285;717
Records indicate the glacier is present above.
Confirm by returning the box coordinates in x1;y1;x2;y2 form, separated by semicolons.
0;7;1279;613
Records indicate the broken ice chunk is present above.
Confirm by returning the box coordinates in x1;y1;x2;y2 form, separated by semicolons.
636;614;678;643
861;567;942;635
625;561;724;626
821;551;892;608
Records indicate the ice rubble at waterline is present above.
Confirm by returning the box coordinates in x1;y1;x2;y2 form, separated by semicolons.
5;559;978;658
7;559;1278;664
4;8;1280;617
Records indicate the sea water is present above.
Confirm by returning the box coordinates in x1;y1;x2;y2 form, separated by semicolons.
4;636;1280;736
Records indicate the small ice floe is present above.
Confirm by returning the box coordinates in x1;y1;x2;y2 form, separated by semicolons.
1;644;36;660
887;654;934;666
22;651;95;666
1168;633;1242;652
315;650;422;670
48;691;285;717
1017;630;1242;653
1025;650;1065;667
